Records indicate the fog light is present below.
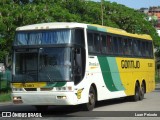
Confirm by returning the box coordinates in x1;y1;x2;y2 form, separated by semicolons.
13;96;21;100
57;96;67;99
13;97;17;100
13;96;23;104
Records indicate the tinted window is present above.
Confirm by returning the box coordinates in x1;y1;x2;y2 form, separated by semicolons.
15;29;72;45
101;35;107;54
117;37;123;55
87;32;94;53
106;35;113;54
74;29;85;45
113;37;118;54
87;30;153;58
149;42;153;58
94;33;100;53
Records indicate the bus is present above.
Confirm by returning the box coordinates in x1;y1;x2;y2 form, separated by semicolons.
11;22;155;111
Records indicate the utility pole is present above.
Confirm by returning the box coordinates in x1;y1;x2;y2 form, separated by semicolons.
101;0;104;26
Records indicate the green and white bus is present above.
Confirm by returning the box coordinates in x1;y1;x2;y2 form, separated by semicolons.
12;22;155;111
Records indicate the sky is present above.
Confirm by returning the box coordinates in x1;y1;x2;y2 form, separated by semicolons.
93;0;160;9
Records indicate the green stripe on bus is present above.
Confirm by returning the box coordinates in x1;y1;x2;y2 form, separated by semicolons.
87;25;97;31
97;28;106;32
107;57;125;91
98;56;118;91
43;82;66;88
87;25;106;32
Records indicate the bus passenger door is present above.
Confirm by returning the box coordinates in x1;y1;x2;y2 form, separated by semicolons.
73;48;86;85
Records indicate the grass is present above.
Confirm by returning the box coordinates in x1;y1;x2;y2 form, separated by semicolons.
0;80;11;102
0;92;11;102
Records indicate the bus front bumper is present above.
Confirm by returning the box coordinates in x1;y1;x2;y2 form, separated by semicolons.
11;92;78;105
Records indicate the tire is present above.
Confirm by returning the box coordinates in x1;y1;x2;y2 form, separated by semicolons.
131;82;140;102
82;86;96;111
139;83;145;100
35;105;48;111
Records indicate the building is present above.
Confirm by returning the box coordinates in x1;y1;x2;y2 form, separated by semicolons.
148;7;160;19
139;8;149;14
139;6;160;29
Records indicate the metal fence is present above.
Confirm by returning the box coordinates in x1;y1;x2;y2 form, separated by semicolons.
0;70;11;93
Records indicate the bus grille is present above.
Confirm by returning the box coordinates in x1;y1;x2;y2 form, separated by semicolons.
24;88;37;91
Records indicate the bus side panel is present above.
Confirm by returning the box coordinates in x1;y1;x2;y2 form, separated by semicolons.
116;57;155;96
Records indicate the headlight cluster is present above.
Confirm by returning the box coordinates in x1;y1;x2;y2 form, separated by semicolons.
56;86;72;91
12;88;23;91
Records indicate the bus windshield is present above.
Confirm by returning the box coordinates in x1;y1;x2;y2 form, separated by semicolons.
14;29;72;45
13;48;72;82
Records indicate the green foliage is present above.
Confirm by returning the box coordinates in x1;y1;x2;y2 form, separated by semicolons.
0;92;11;102
0;0;160;61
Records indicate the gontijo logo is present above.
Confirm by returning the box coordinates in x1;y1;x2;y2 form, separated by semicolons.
121;60;140;69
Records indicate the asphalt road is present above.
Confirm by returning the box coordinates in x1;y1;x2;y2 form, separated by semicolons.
0;83;160;119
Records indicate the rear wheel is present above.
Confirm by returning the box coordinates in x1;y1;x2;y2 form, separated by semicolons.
139;83;145;100
131;82;140;102
82;86;96;111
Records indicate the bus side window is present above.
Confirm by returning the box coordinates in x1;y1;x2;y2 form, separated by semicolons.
149;42;153;58
74;29;85;45
101;35;107;54
106;35;113;54
87;32;94;53
133;40;138;56
123;38;129;55
141;41;146;57
137;40;142;57
94;33;100;53
113;37;118;55
146;42;149;57
128;39;132;56
117;37;123;55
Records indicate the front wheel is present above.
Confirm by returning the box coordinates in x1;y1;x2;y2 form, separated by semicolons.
82;86;96;111
35;105;48;111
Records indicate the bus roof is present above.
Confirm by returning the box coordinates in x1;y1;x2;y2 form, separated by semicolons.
16;22;152;40
89;24;152;40
16;22;87;31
